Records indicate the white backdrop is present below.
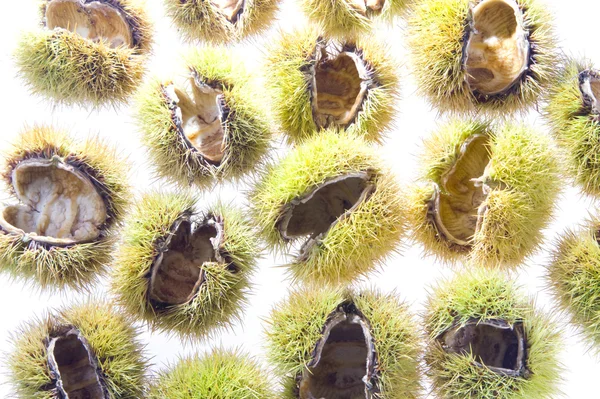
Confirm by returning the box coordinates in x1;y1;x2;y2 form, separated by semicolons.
0;0;598;397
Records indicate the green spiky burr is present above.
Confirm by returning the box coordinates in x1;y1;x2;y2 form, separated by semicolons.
8;300;147;399
111;190;258;339
251;130;405;285
0;125;129;291
548;217;600;351
164;0;281;44
544;58;600;197
15;0;153;107
405;119;561;269
266;285;422;398
136;46;273;188
425;269;562;399
298;0;409;39
407;0;557;114
265;27;399;145
149;348;275;399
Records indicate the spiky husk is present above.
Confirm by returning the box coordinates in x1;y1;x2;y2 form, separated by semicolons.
544;59;600;197
405;119;560;269
299;0;408;39
266;285;422;398
16;0;152;107
149;348;275;399
407;0;557;114
265;27;399;145
164;0;280;43
112;191;258;339
547;219;600;351
136;47;272;188
251;130;405;285
425;270;562;399
8;300;147;399
0;126;130;291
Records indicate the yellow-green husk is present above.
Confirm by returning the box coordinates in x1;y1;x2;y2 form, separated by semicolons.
15;0;153;107
136;47;272;188
112;190;258;339
265;27;399;145
299;0;409;38
408;0;557;114
8;300;147;399
405;119;560;268
251;130;405;285
164;0;280;43
544;59;600;197
149;348;275;399
0;126;129;291
266;285;422;399
425;270;562;399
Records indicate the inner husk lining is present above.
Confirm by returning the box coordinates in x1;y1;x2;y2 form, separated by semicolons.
311;44;370;130
429;134;491;247
438;319;527;376
47;327;106;399
149;216;223;306
464;0;530;96
579;69;600;115
0;159;107;245
165;74;226;165
348;0;386;14
277;172;375;258
299;308;376;399
45;0;134;48
212;0;245;22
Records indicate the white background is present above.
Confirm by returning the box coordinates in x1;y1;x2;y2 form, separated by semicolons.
0;0;598;397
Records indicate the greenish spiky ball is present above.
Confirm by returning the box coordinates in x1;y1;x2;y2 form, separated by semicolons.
407;0;557;114
544;59;600;197
16;0;153;107
112;190;258;339
0;126;129;291
548;217;600;351
251;130;405;285
8;300;147;399
149;348;275;399
164;0;280;43
266;27;399;145
299;0;408;38
266;285;422;398
425;269;562;399
136;46;272;188
405;119;560;269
